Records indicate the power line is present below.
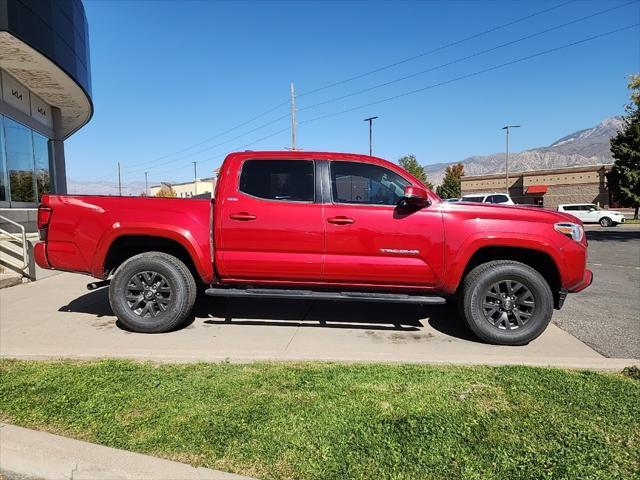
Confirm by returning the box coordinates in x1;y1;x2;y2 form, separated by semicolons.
299;24;639;126
122;111;291;176
92;99;290;181
146;22;638;182
142;5;635;179
112;0;576;177
147;125;292;180
297;0;578;98
297;1;634;114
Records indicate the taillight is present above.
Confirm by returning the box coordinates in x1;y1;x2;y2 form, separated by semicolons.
37;205;53;240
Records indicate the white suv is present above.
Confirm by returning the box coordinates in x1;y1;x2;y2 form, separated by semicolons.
557;204;625;227
460;193;515;205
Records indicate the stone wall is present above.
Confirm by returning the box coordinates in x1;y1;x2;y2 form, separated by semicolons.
461;165;611;208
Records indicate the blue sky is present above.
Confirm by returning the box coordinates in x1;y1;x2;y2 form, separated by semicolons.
67;0;640;185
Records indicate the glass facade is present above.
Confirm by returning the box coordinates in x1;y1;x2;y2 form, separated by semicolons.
0;115;52;205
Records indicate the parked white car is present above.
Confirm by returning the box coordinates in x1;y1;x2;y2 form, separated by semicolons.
557;204;625;227
460;192;515;205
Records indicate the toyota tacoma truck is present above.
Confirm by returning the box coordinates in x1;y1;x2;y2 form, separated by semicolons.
35;151;592;345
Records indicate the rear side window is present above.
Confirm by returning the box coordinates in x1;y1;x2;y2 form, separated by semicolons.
462;196;484;203
487;195;509;203
562;205;579;211
239;160;314;202
330;161;410;205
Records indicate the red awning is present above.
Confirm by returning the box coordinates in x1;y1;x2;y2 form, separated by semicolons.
526;185;548;194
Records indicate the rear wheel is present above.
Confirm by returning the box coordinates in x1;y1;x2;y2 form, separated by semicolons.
461;260;553;345
599;216;612;227
109;252;196;333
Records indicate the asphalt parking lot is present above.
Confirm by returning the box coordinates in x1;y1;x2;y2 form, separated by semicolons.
0;225;637;366
553;224;640;359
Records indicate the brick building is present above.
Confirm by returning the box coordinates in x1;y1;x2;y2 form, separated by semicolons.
460;164;613;209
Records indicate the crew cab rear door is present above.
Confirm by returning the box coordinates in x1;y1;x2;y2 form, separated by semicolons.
321;160;444;287
215;158;323;281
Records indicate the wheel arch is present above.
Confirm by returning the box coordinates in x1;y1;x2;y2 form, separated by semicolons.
100;235;202;284
453;245;562;307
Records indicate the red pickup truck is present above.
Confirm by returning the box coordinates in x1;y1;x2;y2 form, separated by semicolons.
35;151;592;345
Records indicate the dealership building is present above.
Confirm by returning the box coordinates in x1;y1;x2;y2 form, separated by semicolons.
460;164;613;209
0;0;92;209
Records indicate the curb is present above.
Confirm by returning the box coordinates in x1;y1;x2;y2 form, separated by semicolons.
1;353;637;372
0;423;254;480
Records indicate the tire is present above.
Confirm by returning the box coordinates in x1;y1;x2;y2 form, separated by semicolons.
599;217;612;227
461;260;553;346
109;252;197;333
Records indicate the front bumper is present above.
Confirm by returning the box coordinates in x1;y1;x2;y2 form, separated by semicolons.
570;268;593;293
556;269;593;309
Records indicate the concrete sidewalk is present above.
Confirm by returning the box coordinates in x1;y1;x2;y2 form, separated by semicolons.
0;272;636;370
0;423;252;480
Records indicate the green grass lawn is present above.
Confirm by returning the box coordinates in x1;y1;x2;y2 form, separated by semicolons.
1;360;638;480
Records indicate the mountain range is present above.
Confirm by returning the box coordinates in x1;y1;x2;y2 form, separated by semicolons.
67;117;623;195
424;116;623;185
67;178;147;196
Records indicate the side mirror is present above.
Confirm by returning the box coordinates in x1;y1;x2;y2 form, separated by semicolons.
401;185;430;208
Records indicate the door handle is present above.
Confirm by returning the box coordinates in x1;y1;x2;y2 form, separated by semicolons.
229;212;257;221
327;216;355;225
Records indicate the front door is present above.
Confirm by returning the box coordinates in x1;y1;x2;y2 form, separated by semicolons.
582;205;601;223
321;160;444;288
216;158;323;282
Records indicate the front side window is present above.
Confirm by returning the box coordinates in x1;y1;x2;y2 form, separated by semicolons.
330;161;409;206
239;159;314;202
487;195;509;204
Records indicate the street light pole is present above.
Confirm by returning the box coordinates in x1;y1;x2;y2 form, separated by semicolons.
502;125;520;193
144;171;148;196
192;161;198;195
117;162;122;196
290;82;297;151
364;116;378;156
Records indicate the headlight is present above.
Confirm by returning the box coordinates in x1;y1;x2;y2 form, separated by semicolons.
555;222;584;241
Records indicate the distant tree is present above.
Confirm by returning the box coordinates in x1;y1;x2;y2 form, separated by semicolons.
398;154;433;189
436;163;464;199
607;74;640;219
155;184;177;198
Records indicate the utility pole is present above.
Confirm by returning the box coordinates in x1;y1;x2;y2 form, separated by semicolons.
192;161;198;195
144;171;148;196
290;82;296;150
501;125;520;193
117;162;122;196
364;116;378;156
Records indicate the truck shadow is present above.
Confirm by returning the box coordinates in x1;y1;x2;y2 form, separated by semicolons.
58;288;477;341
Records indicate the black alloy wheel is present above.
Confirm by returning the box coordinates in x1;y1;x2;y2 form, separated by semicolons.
125;271;173;317
482;280;535;330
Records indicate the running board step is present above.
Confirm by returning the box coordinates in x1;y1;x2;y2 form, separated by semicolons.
205;287;446;304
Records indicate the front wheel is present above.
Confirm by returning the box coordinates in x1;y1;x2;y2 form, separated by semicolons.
599;217;613;227
109;252;196;333
460;260;553;345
